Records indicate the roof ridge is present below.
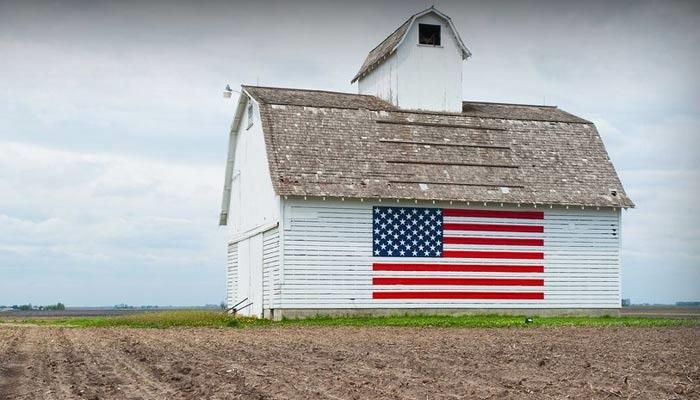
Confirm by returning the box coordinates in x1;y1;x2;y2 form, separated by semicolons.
242;85;375;99
463;100;559;109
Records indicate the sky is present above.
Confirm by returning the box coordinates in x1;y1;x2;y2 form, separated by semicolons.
1;0;698;306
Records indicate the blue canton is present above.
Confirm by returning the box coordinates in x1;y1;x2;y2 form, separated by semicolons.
373;206;443;257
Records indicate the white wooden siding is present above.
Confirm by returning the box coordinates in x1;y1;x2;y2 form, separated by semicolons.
262;227;281;310
281;199;621;309
226;242;238;308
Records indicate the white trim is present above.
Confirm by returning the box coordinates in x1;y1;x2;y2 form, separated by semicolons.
219;91;250;225
229;221;279;244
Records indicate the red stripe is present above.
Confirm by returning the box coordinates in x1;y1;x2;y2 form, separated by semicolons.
443;251;544;259
373;263;544;273
443;209;544;220
443;237;544;246
373;291;545;300
443;223;544;233
373;277;544;286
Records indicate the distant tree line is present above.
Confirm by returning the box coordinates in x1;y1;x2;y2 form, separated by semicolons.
3;303;66;311
113;304;160;309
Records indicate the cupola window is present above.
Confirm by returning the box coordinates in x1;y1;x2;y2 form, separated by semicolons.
418;24;441;46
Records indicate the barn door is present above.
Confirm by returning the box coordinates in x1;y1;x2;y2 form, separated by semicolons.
248;233;264;317
235;234;263;317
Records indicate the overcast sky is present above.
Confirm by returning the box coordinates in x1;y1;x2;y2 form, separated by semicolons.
1;0;698;306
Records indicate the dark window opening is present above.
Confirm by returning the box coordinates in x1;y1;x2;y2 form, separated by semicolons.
419;24;441;46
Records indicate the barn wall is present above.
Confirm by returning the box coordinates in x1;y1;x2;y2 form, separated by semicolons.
229;97;280;233
358;52;398;105
279;198;622;310
226;242;238;308
394;13;463;112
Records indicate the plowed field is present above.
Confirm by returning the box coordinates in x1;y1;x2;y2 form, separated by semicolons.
0;325;697;399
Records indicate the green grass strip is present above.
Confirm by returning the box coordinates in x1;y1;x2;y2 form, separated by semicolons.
3;310;699;329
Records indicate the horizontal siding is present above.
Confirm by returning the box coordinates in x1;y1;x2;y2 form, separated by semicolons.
262;227;281;310
226;242;239;308
281;200;621;309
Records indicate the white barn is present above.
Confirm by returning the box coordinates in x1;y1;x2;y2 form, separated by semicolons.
219;7;633;319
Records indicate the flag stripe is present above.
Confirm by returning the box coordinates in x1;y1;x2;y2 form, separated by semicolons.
443;237;544;246
443;250;544;259
373;263;544;273
443;223;544;233
373;277;544;286
443;209;544;220
373;291;545;300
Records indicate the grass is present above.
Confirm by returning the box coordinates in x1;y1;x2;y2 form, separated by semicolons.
8;310;241;328
3;310;699;329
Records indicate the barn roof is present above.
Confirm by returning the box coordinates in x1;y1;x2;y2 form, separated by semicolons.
351;7;471;83
242;85;634;209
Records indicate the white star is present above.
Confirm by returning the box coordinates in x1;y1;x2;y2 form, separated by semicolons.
400;209;405;214
435;251;441;256
375;208;380;214
436;210;442;215
380;244;387;250
412;250;418;256
399;250;406;256
387;208;393;214
374;250;380;255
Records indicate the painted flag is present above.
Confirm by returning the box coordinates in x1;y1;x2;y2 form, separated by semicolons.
372;206;545;300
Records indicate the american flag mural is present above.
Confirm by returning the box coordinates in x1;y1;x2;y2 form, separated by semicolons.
372;206;545;300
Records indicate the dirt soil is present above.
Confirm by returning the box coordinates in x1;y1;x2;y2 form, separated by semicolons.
0;325;697;399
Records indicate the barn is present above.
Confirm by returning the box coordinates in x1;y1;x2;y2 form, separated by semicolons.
219;7;633;319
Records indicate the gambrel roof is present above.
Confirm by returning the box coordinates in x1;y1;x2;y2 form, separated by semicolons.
351;7;472;83
241;85;634;209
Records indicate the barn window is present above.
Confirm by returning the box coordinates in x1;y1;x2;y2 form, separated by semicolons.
246;102;254;129
418;24;441;46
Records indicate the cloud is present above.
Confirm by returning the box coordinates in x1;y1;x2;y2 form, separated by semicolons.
0;141;227;305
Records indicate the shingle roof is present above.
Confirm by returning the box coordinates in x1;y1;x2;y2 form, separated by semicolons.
243;85;633;208
351;7;471;83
